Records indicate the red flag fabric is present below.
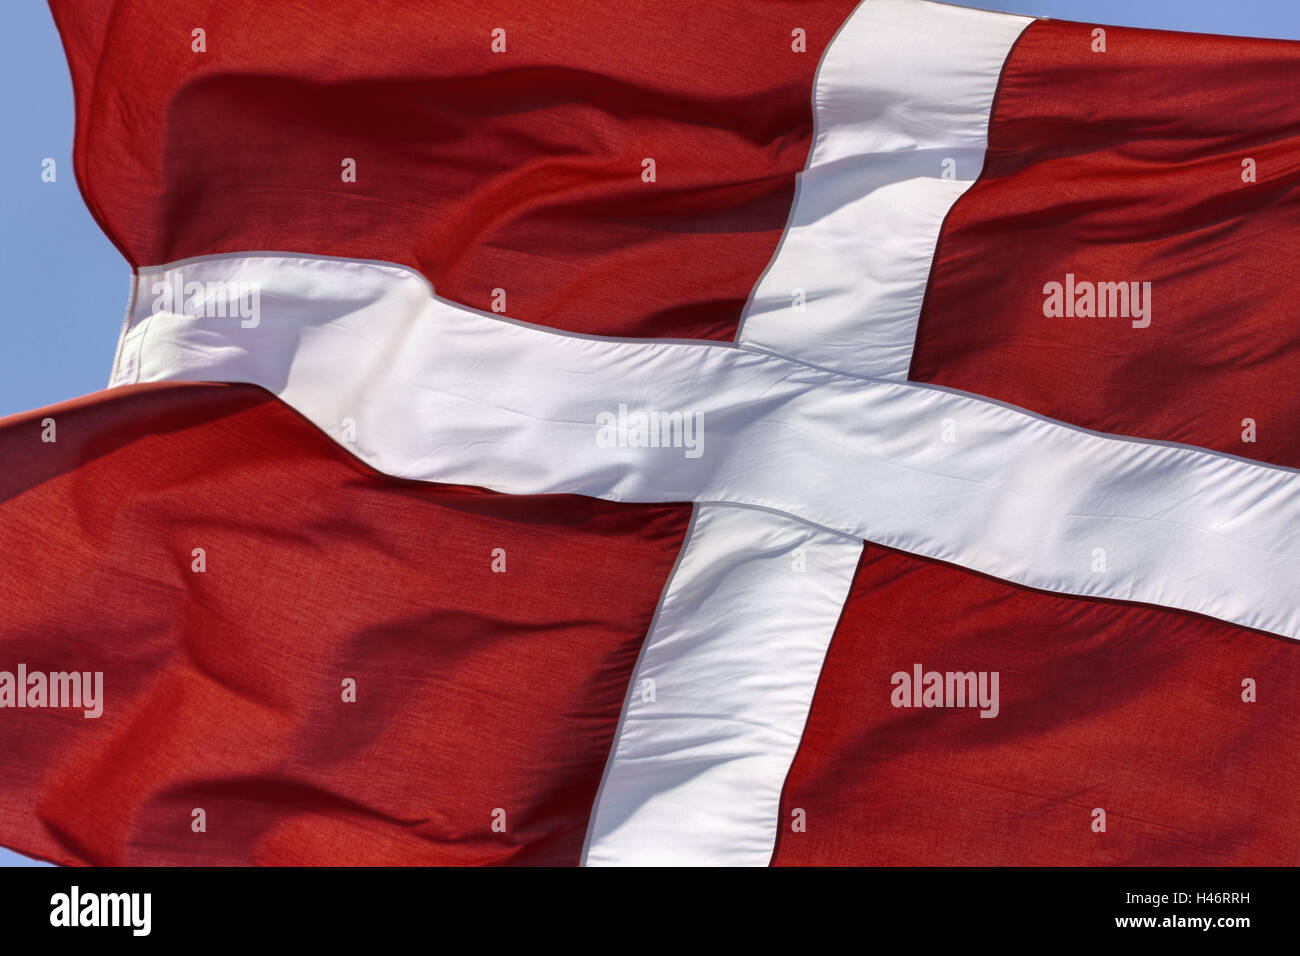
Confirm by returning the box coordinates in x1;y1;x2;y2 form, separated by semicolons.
912;19;1300;466
0;383;688;865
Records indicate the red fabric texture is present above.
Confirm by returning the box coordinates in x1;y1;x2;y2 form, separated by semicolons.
0;383;690;865
774;546;1300;866
910;19;1300;466
50;0;857;340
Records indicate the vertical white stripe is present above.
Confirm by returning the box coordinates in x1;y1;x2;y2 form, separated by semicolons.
582;504;862;866
737;0;1032;379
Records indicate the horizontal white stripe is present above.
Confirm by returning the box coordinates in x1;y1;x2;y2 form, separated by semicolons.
738;0;1032;377
113;252;1300;641
583;504;861;866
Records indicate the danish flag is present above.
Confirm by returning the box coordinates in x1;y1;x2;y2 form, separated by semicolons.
2;0;1299;866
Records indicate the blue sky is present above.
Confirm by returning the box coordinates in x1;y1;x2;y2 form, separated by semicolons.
2;0;1298;866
